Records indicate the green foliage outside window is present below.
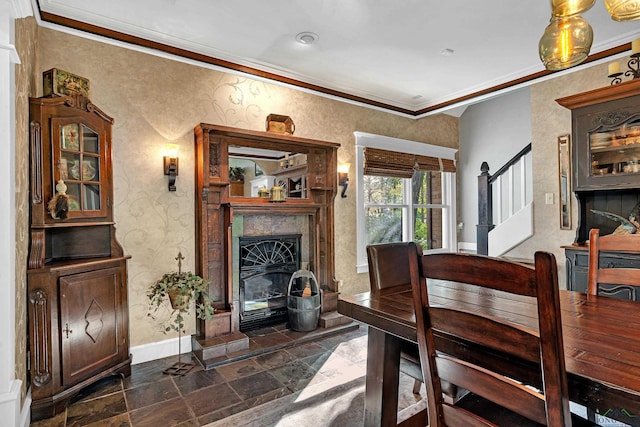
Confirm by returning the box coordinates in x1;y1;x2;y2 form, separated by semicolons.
364;171;442;252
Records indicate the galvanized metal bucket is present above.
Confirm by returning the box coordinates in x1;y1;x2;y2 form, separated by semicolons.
287;270;320;331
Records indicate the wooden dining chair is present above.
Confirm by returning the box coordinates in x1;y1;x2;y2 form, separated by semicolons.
367;242;424;395
407;244;596;426
587;228;640;301
585;228;640;422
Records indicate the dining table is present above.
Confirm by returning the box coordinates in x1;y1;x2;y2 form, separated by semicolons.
337;279;640;427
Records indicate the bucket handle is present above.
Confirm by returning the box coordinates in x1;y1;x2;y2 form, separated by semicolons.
287;269;319;296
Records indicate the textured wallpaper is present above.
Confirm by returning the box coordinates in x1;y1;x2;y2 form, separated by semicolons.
37;27;459;347
507;62;612;287
14;16;37;405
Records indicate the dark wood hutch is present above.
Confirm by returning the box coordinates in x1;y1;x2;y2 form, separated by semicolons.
27;95;130;420
557;79;640;297
192;124;340;357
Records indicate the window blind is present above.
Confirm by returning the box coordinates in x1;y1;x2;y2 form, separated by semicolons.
364;147;456;178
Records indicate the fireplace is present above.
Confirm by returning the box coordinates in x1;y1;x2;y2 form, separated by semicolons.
239;234;301;331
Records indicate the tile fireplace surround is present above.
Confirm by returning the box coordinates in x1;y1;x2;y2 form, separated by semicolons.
233;214;310;330
190;212;349;369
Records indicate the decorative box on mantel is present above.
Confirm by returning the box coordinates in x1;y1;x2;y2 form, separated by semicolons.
557;79;640;296
265;114;295;135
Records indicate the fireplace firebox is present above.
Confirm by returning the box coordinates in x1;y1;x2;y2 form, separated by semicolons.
239;234;301;331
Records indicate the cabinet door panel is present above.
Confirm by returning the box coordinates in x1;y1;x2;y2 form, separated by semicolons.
566;249;640;299
52;117;108;218
60;267;124;386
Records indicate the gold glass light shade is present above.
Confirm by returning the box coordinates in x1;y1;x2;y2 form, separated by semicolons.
539;16;593;71
551;0;595;16
604;0;640;21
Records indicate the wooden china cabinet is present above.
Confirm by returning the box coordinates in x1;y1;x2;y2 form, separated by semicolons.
557;79;640;297
27;95;131;420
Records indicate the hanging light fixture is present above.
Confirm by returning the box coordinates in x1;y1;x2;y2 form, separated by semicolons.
539;16;594;70
552;0;595;16
604;0;640;21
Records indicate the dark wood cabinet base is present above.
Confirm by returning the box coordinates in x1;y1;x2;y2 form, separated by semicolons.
30;357;131;421
565;246;640;299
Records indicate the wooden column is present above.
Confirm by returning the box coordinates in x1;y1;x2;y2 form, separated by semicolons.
477;161;493;256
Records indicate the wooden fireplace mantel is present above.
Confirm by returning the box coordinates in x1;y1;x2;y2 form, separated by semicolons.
194;123;340;339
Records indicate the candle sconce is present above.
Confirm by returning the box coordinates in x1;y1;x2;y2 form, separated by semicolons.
338;163;350;198
163;144;179;192
608;38;640;85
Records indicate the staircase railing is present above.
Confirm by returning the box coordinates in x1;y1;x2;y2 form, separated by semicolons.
477;143;532;256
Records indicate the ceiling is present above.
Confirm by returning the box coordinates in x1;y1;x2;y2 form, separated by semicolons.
35;0;640;116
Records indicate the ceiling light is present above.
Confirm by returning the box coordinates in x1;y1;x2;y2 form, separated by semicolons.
539;16;593;70
604;0;640;21
540;1;635;71
295;32;319;45
551;0;595;16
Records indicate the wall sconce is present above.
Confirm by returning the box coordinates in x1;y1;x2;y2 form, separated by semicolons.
338;163;350;198
163;144;179;192
607;38;640;85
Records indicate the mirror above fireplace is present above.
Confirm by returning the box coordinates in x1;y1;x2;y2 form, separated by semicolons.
228;145;308;199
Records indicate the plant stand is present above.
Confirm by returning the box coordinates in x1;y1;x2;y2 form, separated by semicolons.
163;328;195;376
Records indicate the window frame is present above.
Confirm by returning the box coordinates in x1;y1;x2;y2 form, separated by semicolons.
355;132;457;274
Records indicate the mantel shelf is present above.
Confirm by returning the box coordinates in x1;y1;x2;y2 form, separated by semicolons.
33;221;116;229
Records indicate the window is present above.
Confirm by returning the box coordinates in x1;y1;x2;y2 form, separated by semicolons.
355;132;457;273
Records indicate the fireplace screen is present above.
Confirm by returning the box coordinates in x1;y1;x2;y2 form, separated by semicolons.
239;234;301;330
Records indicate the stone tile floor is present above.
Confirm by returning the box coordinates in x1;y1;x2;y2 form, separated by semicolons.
29;322;422;427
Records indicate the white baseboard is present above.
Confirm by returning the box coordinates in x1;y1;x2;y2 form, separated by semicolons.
0;380;24;427
130;334;193;365
457;242;477;253
20;388;31;427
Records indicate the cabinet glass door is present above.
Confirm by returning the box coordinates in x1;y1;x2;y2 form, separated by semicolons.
54;119;106;218
589;117;640;178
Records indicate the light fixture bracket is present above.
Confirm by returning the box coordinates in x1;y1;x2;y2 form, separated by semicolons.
338;172;349;198
164;156;179;191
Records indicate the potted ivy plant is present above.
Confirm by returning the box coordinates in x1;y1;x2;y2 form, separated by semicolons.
147;253;216;334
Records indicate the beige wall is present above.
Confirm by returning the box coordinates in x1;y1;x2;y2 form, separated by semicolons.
36;27;458;347
15;16;37;404
506;62;613;287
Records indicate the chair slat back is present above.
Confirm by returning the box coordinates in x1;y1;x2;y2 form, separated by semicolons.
367;242;421;296
588;229;640;300
408;245;572;426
